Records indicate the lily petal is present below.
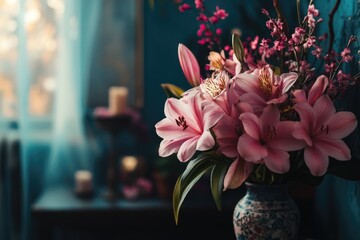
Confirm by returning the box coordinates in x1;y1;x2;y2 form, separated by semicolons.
237;134;268;162
293;90;307;104
196;130;215;151
240;112;261;140
316;139;351;160
224;158;253;190
178;43;201;87
308;75;329;106
266;94;288;104
159;139;186;157
164;98;199;133
313;95;335;128
177;138;198;162
263;149;290;174
259;105;280;134
269;121;306;150
280;72;298;94
203;102;224;130
239;92;266;116
294;102;316;132
292;128;313;147
324;111;357;139
234;73;263;96
304;146;329;176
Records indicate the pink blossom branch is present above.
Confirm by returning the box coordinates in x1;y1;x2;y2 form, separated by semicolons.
273;0;289;37
272;0;288;73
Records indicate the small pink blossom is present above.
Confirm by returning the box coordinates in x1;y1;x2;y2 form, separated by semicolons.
209;16;218;24
325;62;336;73
179;3;191;12
308;4;319;17
196;13;208;22
311;46;322;59
250;36;259;50
261;8;269;16
204;29;213;37
213;6;228;20
274;40;285;51
287;60;298;72
307;15;316;28
194;0;204;9
197;24;207;36
299;60;312;75
341;48;353;62
318;33;328;41
216;28;222;35
304;36;316;48
198;38;206;45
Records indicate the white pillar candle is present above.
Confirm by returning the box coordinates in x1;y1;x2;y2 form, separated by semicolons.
75;170;93;193
109;86;128;115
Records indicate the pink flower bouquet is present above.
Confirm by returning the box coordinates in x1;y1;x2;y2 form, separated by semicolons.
155;0;359;223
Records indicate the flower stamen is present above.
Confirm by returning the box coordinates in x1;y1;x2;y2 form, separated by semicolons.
320;125;329;134
176;116;189;131
258;68;273;97
204;72;227;97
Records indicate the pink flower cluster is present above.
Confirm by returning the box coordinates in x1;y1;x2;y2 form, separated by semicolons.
242;4;358;99
156;42;357;188
156;2;359;188
177;0;228;49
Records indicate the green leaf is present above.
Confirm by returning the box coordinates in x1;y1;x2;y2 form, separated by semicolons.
210;163;228;211
273;67;281;75
161;83;184;99
173;155;216;225
232;34;245;63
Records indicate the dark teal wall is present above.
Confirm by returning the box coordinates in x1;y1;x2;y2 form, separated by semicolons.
313;1;360;239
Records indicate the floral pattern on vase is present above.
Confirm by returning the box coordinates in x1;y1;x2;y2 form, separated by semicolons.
233;182;300;240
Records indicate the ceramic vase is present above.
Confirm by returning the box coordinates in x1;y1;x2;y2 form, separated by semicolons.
233;182;300;240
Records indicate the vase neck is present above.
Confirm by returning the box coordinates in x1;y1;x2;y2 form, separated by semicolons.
245;182;289;201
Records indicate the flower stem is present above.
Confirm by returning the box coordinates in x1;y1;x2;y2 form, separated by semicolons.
327;0;341;55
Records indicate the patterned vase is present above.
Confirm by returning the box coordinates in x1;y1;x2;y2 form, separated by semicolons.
233;182;300;240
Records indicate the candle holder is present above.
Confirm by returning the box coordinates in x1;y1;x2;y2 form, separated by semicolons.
74;170;93;199
93;109;132;201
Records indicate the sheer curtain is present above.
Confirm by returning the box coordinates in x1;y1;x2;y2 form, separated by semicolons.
0;0;102;239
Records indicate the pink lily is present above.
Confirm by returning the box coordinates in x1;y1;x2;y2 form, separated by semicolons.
293;75;329;105
155;94;223;162
208;50;237;76
293;95;357;176
211;102;254;190
233;65;298;115
178;43;201;87
200;71;232;115
237;104;305;173
213;102;253;158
